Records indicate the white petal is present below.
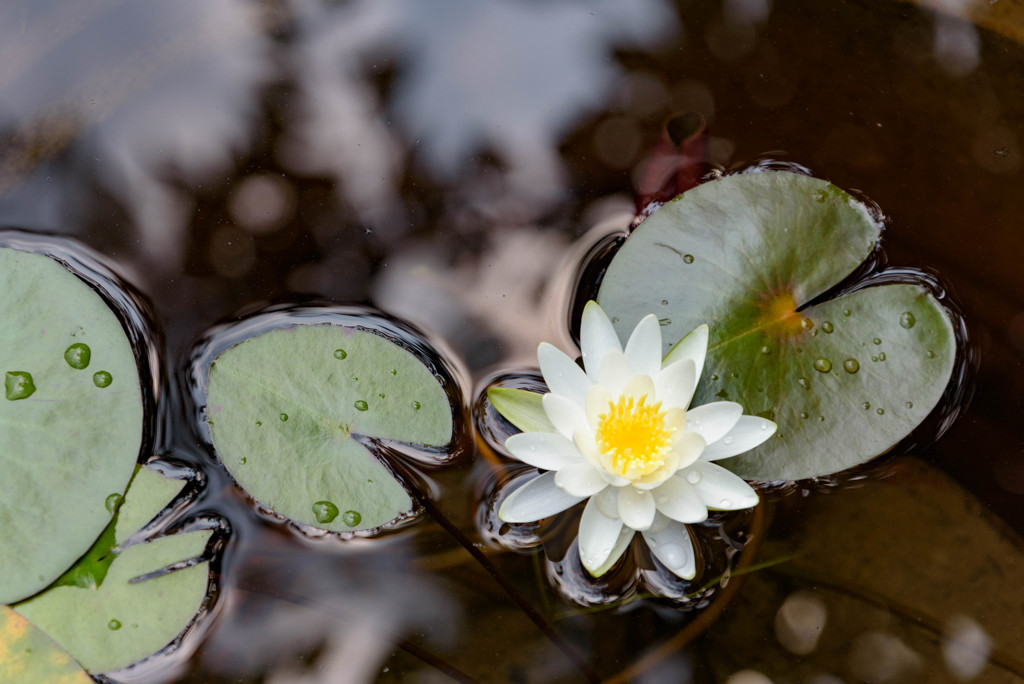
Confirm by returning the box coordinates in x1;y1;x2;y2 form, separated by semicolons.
578;494;625;574
542;393;588;439
621;373;656;401
581;301;623;379
588;525;635;577
624;314;662;378
584;384;613;430
642;515;697;579
662;324;709;388
701;416;778;461
538;343;591;406
499;472;585;522
617;486;656;530
685;402;743;444
653;359;696;411
651;474;709;523
596;348;630;396
668;431;706;472
505;432;585;471
555;462;610;497
689;461;760;510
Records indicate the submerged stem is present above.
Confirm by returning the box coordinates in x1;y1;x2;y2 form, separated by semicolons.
412;490;602;683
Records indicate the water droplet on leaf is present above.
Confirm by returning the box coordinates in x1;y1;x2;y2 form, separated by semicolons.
64;343;91;369
92;371;112;388
312;501;340;524
800;411;809;419
333;349;347;360
821;321;834;334
873;338;882;345
104;493;123;514
760;345;771;355
279;413;288;421
682;254;694;264
798;376;810;390
354;400;369;411
108;619;121;631
411;400;421;410
5;371;36;400
342;510;362;527
813;358;832;373
899;311;916;329
862;402;870;410
876;408;885;415
906;401;913;408
843;358;860;374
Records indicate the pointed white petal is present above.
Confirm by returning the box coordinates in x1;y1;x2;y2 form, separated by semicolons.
621;373;656;401
588;524;635;577
653;359;697;411
505;432;585;471
596;348;630;396
581;301;623;379
651;475;709;523
624;314;662;378
538;343;591;406
642;516;697;579
701;416;778;461
690;461;760;510
578;494;625;574
662;324;709;389
554;462;610;497
685;402;743;444
668;431;706;471
542;393;588;440
617;486;656;531
584;384;613;430
499;472;585;522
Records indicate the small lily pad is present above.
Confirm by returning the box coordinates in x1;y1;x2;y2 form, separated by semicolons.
14;466;213;674
204;320;455;532
0;605;92;684
598;172;957;480
0;246;143;603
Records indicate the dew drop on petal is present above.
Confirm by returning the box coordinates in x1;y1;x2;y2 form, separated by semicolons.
862;402;871;410
876;408;885;415
682;254;695;264
906;401;913;408
280;413;288;421
342;510;362;527
108;619;121;631
843;359;860;374
899;312;916;329
93;371;113;388
659;543;685;567
813;358;832;373
821;321;834;334
719;498;733;508
798;376;810;390
354;400;369;411
873;338;882;345
686;470;701;484
411;400;421;410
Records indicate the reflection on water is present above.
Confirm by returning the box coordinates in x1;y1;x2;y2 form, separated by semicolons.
2;0;1024;681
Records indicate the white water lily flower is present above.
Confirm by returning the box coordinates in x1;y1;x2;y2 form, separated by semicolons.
498;301;777;579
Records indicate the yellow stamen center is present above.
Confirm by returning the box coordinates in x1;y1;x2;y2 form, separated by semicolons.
595;394;674;480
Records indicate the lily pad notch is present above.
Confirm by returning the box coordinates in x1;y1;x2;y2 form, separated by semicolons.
596;171;961;482
195;307;465;535
0;233;159;606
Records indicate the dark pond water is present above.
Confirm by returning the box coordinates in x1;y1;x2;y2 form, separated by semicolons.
2;0;1024;682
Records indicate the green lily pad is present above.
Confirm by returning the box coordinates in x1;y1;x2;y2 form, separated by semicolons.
0;605;92;684
205;322;455;532
14;466;213;675
598;171;956;481
0;247;143;603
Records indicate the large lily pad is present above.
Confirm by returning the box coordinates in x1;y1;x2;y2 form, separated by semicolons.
0;606;91;684
14;466;214;674
598;171;956;481
0;247;143;603
205;322;454;532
